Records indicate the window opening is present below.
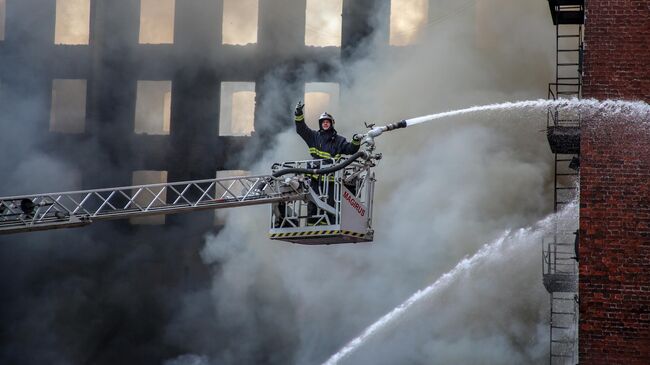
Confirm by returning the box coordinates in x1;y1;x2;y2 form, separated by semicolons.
135;81;172;135
54;170;83;194
219;82;255;136
0;0;6;41
50;79;87;133
131;170;168;225
305;0;342;47
305;82;339;130
214;170;249;225
139;0;175;44
390;0;428;46
222;0;258;45
55;0;91;45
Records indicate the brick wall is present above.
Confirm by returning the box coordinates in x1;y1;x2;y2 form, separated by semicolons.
581;1;650;101
580;0;650;363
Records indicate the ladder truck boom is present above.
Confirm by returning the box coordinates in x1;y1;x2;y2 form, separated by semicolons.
0;120;409;243
0;174;307;234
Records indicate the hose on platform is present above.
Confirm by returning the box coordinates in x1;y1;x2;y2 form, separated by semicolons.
272;151;368;178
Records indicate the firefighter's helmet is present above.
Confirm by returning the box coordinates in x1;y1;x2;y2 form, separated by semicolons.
318;112;335;129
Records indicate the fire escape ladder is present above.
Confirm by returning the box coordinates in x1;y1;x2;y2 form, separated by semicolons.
549;291;579;364
543;1;583;364
543;231;579;364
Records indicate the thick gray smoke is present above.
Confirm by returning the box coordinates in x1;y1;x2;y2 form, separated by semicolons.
330;201;580;365
165;1;559;364
1;2;211;364
1;1;560;364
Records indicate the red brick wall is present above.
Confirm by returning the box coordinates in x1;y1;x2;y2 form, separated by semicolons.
580;0;650;364
581;1;650;101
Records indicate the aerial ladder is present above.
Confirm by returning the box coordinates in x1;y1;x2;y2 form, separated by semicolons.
0;121;407;245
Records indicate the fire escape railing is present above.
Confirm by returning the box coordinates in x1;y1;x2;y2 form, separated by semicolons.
542;1;584;364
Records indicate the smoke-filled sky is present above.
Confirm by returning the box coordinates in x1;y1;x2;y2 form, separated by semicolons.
1;1;562;364
167;1;559;364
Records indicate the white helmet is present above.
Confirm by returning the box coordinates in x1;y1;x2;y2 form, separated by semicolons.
318;112;335;128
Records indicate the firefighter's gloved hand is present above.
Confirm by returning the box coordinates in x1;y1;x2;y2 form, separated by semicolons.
352;134;362;142
295;100;304;116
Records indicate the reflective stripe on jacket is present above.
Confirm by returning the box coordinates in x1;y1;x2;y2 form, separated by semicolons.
295;113;360;162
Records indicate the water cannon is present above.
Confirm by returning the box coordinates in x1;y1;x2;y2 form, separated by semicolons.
360;120;408;147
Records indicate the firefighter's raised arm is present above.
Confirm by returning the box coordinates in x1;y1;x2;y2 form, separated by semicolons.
294;100;316;145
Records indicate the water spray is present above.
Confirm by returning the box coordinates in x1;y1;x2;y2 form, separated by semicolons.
323;201;579;365
359;98;650;147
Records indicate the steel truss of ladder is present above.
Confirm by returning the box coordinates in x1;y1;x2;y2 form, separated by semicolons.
0;175;306;234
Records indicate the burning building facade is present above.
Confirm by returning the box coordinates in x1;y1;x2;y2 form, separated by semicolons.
6;1;647;364
0;1;434;363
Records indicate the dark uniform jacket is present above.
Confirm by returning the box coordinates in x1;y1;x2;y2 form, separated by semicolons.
294;113;360;162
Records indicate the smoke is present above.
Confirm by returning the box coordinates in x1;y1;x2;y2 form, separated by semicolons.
0;2;208;364
327;202;579;365
166;0;560;364
0;0;562;364
181;122;553;364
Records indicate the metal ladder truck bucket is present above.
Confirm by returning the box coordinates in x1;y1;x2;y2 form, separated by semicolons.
268;155;376;245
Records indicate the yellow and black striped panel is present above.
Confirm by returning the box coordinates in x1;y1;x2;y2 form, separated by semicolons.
341;230;366;238
269;230;366;239
270;230;340;239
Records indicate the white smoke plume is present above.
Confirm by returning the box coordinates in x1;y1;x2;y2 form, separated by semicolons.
326;202;578;365
165;0;563;364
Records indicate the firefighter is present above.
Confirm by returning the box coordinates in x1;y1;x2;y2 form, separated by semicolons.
294;100;362;225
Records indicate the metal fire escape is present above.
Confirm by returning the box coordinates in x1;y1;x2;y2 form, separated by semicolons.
542;1;583;364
